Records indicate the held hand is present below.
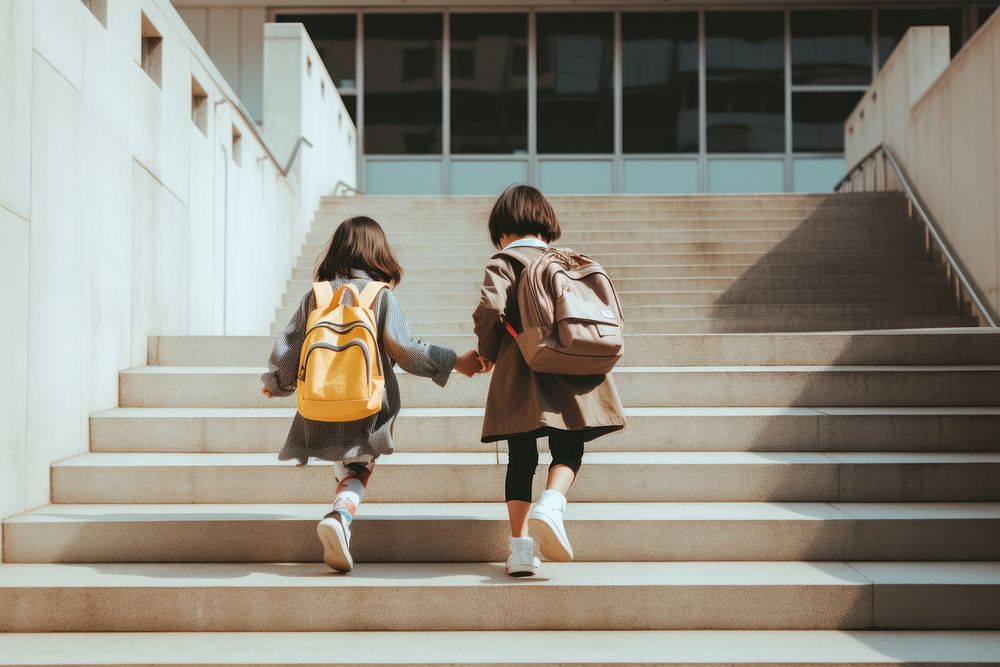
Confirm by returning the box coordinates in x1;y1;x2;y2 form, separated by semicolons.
476;353;495;373
455;350;489;378
261;386;274;398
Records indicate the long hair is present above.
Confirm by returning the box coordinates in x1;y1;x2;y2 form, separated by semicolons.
314;216;403;286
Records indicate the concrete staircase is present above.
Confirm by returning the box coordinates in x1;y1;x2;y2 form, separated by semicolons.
3;193;1000;665
273;193;979;335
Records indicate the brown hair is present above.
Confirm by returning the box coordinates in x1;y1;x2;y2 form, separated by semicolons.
487;184;561;249
314;216;403;286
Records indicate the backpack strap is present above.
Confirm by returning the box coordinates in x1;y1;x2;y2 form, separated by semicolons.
358;281;389;309
312;281;336;311
496;247;537;268
332;283;362;306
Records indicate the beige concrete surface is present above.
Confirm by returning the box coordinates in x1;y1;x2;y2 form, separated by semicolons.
5;502;999;563
3;630;1000;665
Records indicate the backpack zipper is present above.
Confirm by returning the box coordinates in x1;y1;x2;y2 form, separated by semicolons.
305;320;381;374
299;340;372;383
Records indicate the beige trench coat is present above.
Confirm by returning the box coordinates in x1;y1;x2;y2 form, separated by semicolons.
472;246;627;444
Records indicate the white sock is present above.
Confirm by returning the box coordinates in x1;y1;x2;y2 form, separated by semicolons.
332;477;365;530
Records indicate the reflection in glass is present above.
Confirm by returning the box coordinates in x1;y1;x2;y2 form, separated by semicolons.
276;14;356;90
792;91;863;152
342;96;357;125
364;14;442;154
537;13;614;154
877;9;963;65
450;14;528;154
792;10;872;85
622;13;699;153
978;5;999;30
706;12;785;153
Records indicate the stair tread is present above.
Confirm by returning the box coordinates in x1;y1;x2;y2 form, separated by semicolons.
2;630;999;665
91;406;1000;417
11;502;1000;523
1;560;998;588
53;451;1000;467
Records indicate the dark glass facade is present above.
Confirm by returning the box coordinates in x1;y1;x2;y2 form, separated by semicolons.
706;12;785;153
793;91;865;152
792;10;872;85
622;12;699;153
363;14;442;154
536;13;614;153
450;13;528;154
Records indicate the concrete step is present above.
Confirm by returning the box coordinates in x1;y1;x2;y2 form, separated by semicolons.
0;560;996;631
50;452;1000;504
274;302;965;329
300;239;927;259
391;316;979;336
4;631;1000;666
118;365;1000;409
287;273;953;299
150;331;1000;368
309;223;920;244
295;249;933;271
89;406;1000;454
291;261;946;282
280;287;956;310
6;503;1000;563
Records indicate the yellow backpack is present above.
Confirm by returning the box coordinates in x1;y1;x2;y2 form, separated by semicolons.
296;281;388;422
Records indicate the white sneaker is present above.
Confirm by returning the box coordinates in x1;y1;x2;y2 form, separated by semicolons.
505;536;541;577
528;490;574;562
317;514;353;573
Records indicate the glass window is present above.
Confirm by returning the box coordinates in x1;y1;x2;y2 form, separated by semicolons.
364;14;442;154
276;14;356;90
979;4;999;28
537;13;614;154
706;12;785;153
621;12;699;153
792;91;864;152
877;9;963;66
792;10;872;85
450;13;528;154
342;96;356;125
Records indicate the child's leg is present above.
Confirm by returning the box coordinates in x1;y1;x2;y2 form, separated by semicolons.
505;435;538;537
545;430;585;495
527;430;583;563
329;456;377;531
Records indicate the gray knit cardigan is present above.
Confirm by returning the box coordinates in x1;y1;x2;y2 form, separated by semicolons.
261;272;457;463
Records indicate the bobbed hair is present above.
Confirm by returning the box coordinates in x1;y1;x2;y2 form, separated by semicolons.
314;216;403;287
487;184;561;249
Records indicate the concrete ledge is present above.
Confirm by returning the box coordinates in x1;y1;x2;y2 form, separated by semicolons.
5;502;1000;563
49;452;1000;504
118;365;1000;409
2;630;1000;665
88;406;1000;454
1;560;997;632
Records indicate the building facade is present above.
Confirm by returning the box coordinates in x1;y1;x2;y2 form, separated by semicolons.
174;1;997;195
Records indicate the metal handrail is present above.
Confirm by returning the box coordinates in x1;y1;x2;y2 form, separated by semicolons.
332;180;363;195
836;142;997;327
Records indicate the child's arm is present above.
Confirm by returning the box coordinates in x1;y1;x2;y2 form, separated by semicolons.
261;291;313;397
380;289;459;386
472;256;517;363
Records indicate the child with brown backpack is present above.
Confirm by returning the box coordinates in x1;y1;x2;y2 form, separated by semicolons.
472;184;627;577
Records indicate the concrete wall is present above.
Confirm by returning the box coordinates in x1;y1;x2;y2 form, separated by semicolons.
844;20;1000;321
0;0;356;544
174;6;267;121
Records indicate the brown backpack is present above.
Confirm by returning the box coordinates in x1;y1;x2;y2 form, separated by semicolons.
500;247;624;375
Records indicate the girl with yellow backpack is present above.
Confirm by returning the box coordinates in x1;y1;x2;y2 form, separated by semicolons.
261;216;485;572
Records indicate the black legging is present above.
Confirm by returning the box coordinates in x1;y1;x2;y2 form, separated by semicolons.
505;430;585;502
